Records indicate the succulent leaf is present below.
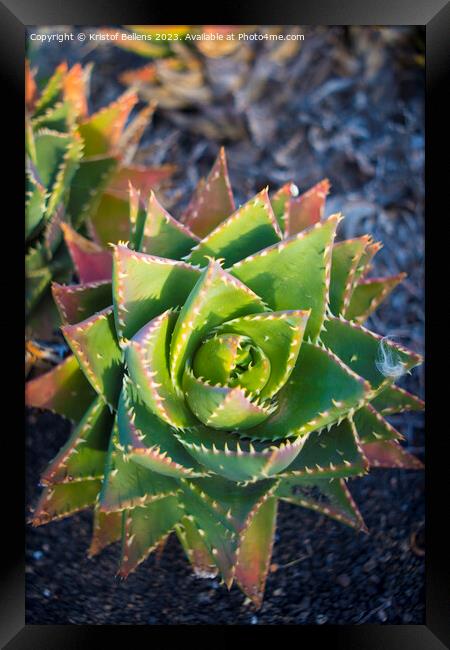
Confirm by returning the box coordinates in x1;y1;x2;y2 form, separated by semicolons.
88;192;132;247
67;156;119;227
112;244;201;340
119;496;183;577
125;310;195;428
353;404;403;444
31;479;102;526
89;508;122;557
178;480;238;587
284;179;330;237
247;342;370;442
52;280;112;325
107;164;175;198
181;147;235;237
169;260;266;387
270;182;296;231
187;188;281;267
370;384;425;414
279;418;368;479
320;317;422;390
215;310;310;399
41;395;113;485
77;91;138;157
231;214;341;341
234;496;277;606
139;191;200;259
276;477;367;531
174;426;304;482
329;237;369;315
117;381;207;478
62;307;123;407
100;426;179;512
344;273;406;322
61;223;113;283
175;515;218;578
362;440;423;469
25;354;96;423
182;370;271;430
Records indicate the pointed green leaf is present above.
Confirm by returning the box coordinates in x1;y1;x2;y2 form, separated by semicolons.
67;156;118;227
125;310;194;428
284;179;330;236
118;496;183;577
99;425;179;512
279;418;368;479
61;223;112;283
353;404;402;444
216;310;310;399
344;274;406;322
175;427;304;482
25;266;52;315
107;164;174;198
112;244;201;341
276;477;367;531
329;237;369;315
181;147;235;238
320;317;423;390
52;280;112;325
270;182;296;231
61;62;89;119
170;261;266;387
25;170;47;240
32;100;75;132
370;384;425;415
192;333;245;386
33;62;67;117
31;479;101;526
41;396;113;485
234;496;277;608
25;354;96;423
89;191;132;247
89;508;122;557
231;214;341;340
353;241;382;282
182;369;272;430
62;307;123;407
78;91;137;157
178;480;237;587
247;342;370;442
187;188;281;267
188;476;278;534
139;191;200;259
34;129;82;217
118;379;207;478
175;515;218;578
363;440;423;469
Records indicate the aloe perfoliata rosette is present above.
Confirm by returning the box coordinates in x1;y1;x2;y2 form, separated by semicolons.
26;149;424;607
25;60;173;339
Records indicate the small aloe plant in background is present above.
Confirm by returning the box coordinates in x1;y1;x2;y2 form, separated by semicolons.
25;60;174;343
26;149;424;607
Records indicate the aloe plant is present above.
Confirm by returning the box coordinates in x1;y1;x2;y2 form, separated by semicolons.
26;149;424;607
25;60;174;340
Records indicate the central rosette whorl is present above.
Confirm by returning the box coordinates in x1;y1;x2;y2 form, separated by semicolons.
183;332;273;430
123;260;311;438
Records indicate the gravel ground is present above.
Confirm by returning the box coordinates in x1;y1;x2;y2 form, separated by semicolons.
26;25;425;624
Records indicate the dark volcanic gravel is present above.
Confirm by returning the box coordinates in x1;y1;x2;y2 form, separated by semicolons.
26;26;425;624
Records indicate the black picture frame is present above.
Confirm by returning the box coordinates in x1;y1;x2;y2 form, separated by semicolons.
4;0;449;646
